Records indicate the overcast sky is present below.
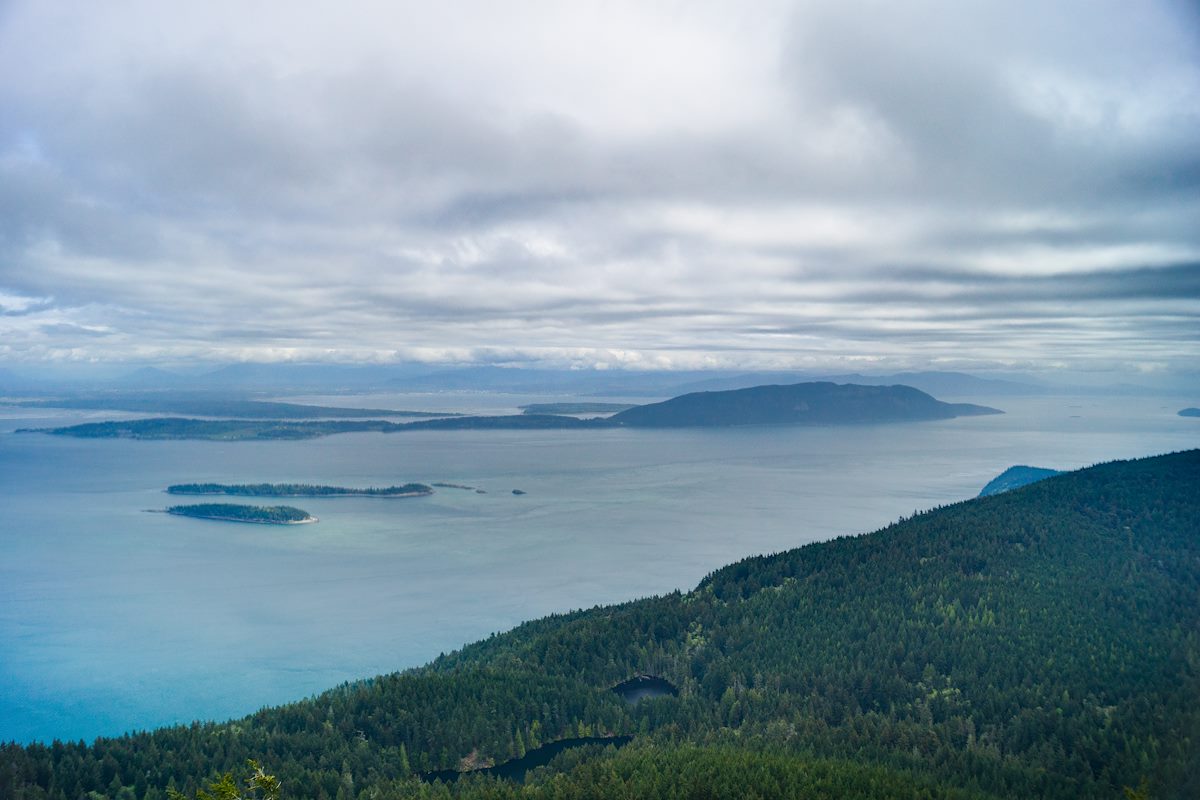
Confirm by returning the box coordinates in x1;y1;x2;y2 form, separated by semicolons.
1;1;1198;377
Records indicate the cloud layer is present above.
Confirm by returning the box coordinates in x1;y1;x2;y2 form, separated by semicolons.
1;0;1198;375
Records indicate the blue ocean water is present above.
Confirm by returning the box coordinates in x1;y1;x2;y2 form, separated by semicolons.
1;393;1196;744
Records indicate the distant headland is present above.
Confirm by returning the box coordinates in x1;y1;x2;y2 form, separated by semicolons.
978;466;1062;497
1180;408;1200;418
164;503;317;524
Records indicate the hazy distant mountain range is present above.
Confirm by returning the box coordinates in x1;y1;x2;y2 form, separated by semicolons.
11;393;453;419
0;363;1190;399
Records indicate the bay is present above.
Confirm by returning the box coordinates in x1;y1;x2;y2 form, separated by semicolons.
1;393;1196;744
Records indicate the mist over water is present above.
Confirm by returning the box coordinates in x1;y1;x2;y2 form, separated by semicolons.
1;393;1196;744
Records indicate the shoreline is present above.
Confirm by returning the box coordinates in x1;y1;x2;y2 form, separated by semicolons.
162;510;319;525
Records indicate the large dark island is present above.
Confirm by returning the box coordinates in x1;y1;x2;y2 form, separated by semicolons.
606;381;1001;427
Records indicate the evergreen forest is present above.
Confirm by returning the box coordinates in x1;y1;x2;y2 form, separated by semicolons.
165;505;314;524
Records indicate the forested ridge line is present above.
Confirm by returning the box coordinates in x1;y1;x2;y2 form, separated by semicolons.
3;450;1197;799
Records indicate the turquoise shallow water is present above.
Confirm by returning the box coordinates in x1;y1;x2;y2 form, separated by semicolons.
1;393;1196;744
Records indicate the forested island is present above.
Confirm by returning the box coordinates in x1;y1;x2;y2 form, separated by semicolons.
164;503;316;524
1180;407;1200;417
22;418;408;440
167;483;433;497
24;383;1004;440
977;465;1062;496
4;449;1197;799
606;381;1001;427
23;414;606;441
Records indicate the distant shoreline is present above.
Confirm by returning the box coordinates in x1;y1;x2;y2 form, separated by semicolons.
20;382;1004;441
165;510;318;525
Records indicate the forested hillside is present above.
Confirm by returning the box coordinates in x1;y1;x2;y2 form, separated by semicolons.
3;451;1197;799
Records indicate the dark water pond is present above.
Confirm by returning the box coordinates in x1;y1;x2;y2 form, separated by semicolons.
612;675;679;703
422;735;634;783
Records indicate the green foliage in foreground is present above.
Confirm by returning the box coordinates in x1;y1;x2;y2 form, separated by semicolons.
167;484;433;498
2;451;1198;799
166;504;313;524
366;743;1006;800
167;761;279;800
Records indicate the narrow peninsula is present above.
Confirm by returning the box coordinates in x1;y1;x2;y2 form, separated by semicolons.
167;483;433;497
165;503;317;524
519;402;638;415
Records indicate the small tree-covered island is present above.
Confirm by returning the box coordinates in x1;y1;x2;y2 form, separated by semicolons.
167;483;433;498
164;503;317;525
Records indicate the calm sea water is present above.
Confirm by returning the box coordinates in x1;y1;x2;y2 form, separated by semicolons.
1;393;1196;744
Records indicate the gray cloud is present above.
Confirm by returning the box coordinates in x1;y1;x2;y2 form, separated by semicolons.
0;0;1197;378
